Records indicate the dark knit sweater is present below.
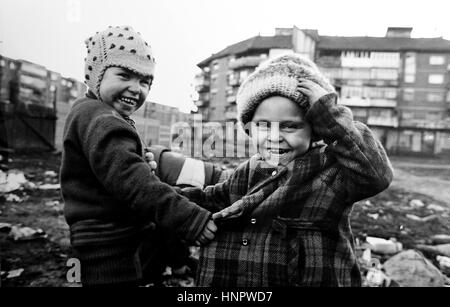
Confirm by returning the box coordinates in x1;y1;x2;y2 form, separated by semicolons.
60;96;211;285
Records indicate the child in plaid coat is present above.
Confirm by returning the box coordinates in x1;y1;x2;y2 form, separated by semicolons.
181;54;393;287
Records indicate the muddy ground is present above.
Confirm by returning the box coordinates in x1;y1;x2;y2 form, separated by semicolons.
1;152;449;287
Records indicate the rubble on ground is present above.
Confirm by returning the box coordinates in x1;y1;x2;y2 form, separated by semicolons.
2;153;450;287
382;250;446;287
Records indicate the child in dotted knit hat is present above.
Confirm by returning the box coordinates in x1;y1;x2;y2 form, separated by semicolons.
180;53;393;287
60;26;217;286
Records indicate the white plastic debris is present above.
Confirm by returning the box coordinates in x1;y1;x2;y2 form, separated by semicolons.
45;200;60;207
437;256;450;275
38;183;60;190
362;248;372;263
44;170;58;178
0;170;28;193
406;214;439;222
409;199;425;208
367;213;379;220
366;236;403;255
5;193;23;203
8;225;47;241
427;204;446;212
6;268;24;279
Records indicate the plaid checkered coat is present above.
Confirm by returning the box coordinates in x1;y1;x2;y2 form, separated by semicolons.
183;93;393;287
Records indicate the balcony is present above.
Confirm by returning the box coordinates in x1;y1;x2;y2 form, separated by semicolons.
194;98;209;108
367;116;398;127
340;97;397;108
228;78;240;87
225;110;237;120
316;56;341;68
226;95;237;104
194;73;210;93
229;56;264;70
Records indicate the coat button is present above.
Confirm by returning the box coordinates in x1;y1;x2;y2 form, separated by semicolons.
271;170;277;176
250;218;256;224
242;239;249;246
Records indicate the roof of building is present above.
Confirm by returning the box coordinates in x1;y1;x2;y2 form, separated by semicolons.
197;35;293;67
198;31;450;67
318;36;450;52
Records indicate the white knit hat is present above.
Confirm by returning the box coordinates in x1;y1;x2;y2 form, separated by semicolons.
236;53;335;126
84;26;156;98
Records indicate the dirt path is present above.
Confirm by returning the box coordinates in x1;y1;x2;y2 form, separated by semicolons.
391;167;450;205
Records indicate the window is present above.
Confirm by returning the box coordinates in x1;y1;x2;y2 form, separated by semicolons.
404;75;415;83
427;92;443;102
0;59;5;67
371;68;398;80
429;55;445;65
211;74;218;86
212;61;219;71
403;89;414;101
446;91;450;102
401;111;414;120
404;52;416;83
426;111;440;120
428;74;444;84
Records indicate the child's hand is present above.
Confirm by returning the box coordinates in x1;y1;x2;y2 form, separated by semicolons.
195;219;217;246
144;150;157;173
298;79;330;106
212;200;244;221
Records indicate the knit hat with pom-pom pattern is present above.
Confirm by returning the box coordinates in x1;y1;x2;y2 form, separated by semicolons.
84;26;156;98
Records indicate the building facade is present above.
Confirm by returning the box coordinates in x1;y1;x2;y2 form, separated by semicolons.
194;27;450;156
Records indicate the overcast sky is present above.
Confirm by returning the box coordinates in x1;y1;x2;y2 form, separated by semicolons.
1;0;450;112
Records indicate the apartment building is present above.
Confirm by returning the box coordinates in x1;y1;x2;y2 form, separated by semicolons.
194;27;450;156
133;101;192;147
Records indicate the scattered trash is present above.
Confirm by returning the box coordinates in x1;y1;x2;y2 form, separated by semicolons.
162;266;172;277
178;277;194;287
44;171;58;178
38;184;60;190
22;181;37;190
406;214;439;222
8;225;48;241
362;248;372;263
426;204;446;212
383;250;446;287
172;265;191;276
45;200;60;207
416;244;450;258
437;256;450;275
0;222;12;232
6;268;24;279
409;199;426;208
365;267;393;287
430;234;450;245
367;213;379;220
0;170;28;193
5;193;24;203
366;236;403;255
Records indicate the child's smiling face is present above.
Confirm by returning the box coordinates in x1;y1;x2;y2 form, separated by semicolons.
251;96;312;166
99;66;153;117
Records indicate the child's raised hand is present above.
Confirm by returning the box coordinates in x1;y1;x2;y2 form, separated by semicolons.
195;219;218;246
298;79;330;106
212;200;244;221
